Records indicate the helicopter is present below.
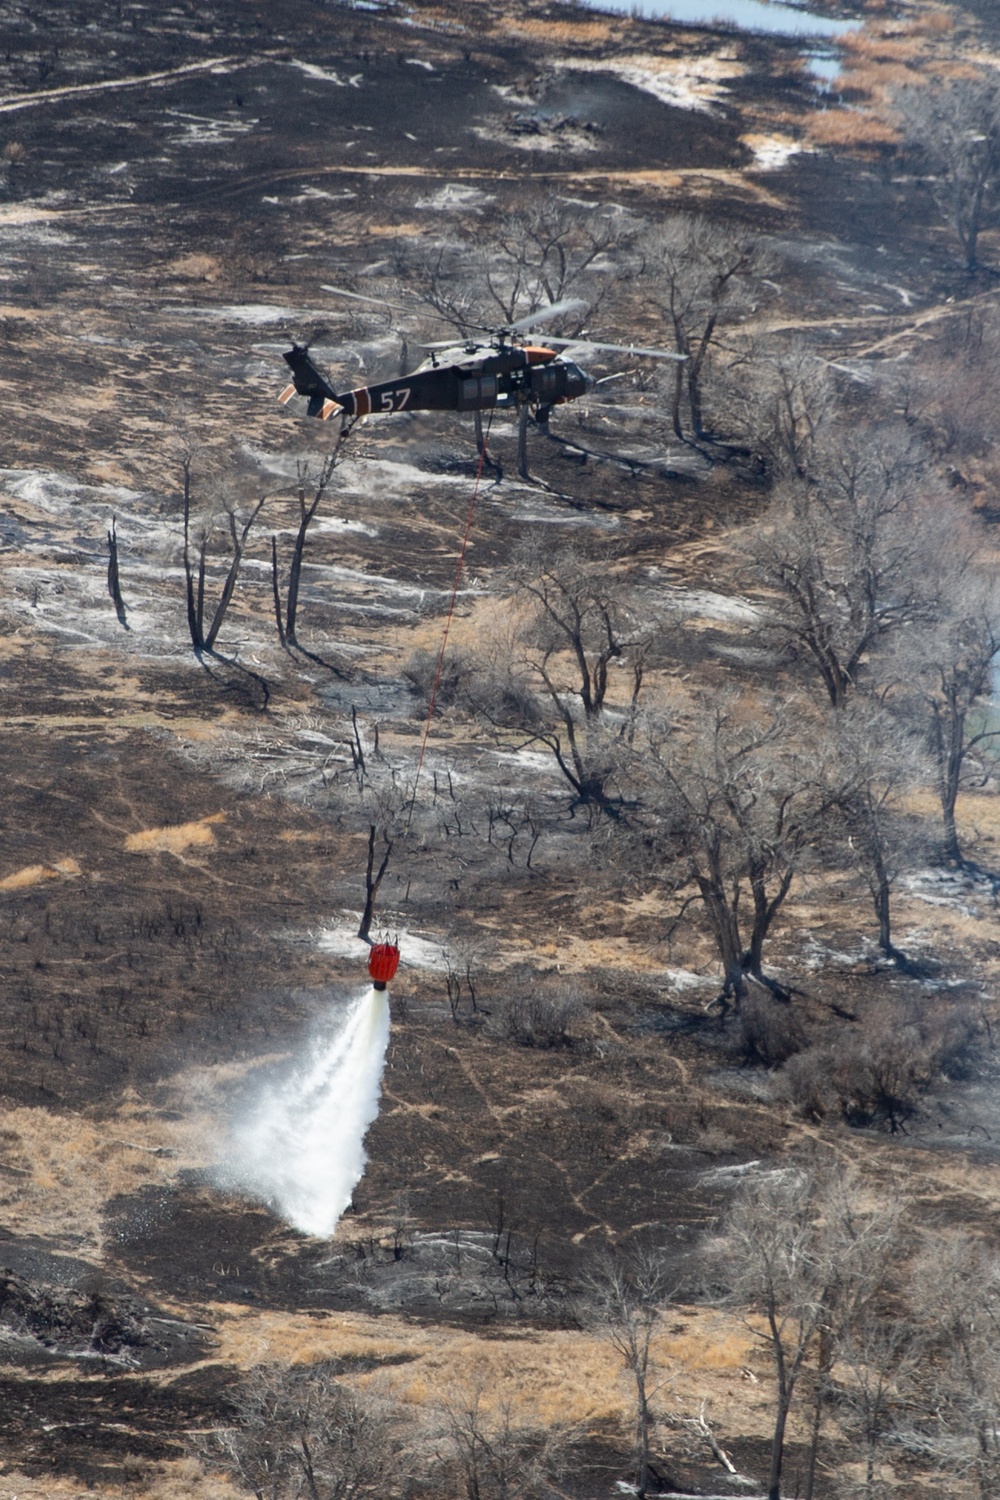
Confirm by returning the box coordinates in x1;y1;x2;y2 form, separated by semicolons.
279;286;685;428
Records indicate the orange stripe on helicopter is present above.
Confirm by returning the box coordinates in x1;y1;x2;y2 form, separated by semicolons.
524;346;558;366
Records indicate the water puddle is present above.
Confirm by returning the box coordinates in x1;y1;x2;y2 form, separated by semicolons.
580;0;855;34
578;0;858;83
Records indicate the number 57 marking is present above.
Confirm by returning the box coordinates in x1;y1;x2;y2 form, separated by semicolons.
380;387;411;412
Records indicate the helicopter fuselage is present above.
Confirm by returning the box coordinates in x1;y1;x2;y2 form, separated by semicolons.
280;341;590;422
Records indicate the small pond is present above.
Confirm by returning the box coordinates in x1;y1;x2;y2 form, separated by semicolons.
576;0;856;35
575;0;859;83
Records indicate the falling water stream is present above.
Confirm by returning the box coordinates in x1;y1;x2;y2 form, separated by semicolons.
222;986;390;1237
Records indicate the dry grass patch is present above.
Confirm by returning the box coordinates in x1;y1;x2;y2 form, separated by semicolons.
0;856;80;891
842;30;933;63
0;1100;211;1254
806;110;901;148
124;813;226;856
210;1304;766;1435
502;17;615;46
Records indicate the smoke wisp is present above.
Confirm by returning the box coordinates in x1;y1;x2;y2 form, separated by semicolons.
222;986;390;1237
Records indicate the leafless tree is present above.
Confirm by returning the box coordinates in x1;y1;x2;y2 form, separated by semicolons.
746;424;949;708
895;71;1000;272
836;1310;917;1499
643;214;767;442
477;198;635;330
211;1360;396;1500
401;198;638;476
352;769;411;943
892;557;1000;865
460;553;642;817
506;551;644;815
272;426;351;652
640;696;817;1005
181;456;267;654
820;700;925;964
906;1233;1000;1499
710;1166;903;1500
407;199;636;336
433;1371;573;1500
725;336;838;479
584;1243;676;1499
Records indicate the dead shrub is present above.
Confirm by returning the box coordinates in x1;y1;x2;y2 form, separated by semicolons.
403;647;539;725
733;992;806;1067
403;646;474;711
491;983;587;1048
781;1000;978;1130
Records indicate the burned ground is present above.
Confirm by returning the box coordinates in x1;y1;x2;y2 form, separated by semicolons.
3;0;1000;1495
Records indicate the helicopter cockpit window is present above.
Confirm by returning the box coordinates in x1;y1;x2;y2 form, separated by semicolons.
562;362;588;397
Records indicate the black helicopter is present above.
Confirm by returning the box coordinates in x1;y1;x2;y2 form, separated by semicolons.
279;287;684;426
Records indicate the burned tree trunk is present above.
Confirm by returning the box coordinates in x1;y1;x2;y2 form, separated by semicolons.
181;460;267;656
358;824;394;942
106;516;128;630
273;434;348;651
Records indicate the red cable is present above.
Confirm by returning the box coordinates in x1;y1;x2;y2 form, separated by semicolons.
408;415;493;823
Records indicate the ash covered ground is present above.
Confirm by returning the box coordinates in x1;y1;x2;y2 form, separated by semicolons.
3;1;1000;1497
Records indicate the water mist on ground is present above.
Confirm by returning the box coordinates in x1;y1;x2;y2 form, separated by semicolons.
220;986;391;1237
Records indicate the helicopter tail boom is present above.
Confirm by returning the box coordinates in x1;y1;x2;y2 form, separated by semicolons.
282;344;343;419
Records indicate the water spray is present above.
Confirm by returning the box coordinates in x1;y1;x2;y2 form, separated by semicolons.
222;941;401;1238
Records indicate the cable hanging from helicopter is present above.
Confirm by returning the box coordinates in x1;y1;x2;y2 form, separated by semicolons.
277;288;686;986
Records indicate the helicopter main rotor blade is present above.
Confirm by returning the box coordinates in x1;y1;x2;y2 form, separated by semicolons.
321;283;498;336
320;283;422;319
543;335;687;362
507;298;589;334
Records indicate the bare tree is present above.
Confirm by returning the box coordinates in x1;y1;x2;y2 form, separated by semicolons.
461;553;643;816
821;700;925;964
725;336;838;479
893;559;1000;865
710;1167;902;1500
643;214;767;442
477;198;635;329
272;428;351;652
406;199;635;336
906;1233;1000;1499
837;1310;916;1499
584;1243;676;1499
358;819;394;943
340;748;412;943
212;1361;396;1500
181;456;267;655
896;71;1000;272
508;551;643;815
433;1376;572;1500
401;198;638;476
746;424;949;708
641;696;817;1005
